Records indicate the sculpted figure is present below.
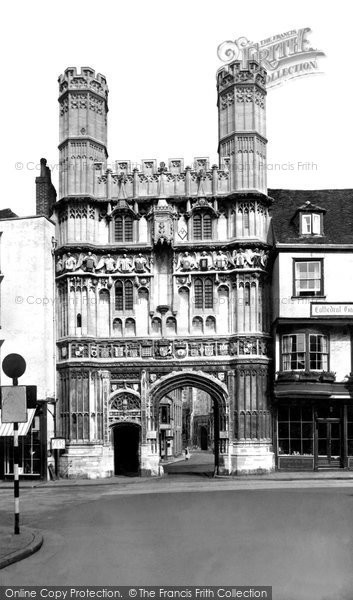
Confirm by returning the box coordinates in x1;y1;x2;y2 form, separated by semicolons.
179;251;196;271
118;253;134;272
56;257;64;273
234;249;245;268
65;252;77;271
243;248;255;267
252;248;268;268
134;253;150;272
214;250;228;270
82;251;96;272
105;254;117;272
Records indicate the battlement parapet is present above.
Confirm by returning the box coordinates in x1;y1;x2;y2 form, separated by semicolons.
112;157;217;175
94;158;232;200
58;66;108;99
217;59;267;92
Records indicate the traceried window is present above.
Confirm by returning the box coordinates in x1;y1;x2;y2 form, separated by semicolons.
282;333;328;371
294;260;323;297
193;213;212;240
300;213;322;235
114;215;133;242
194;278;213;309
115;280;133;311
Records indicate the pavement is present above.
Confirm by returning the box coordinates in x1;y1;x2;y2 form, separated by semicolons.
0;526;43;570
1;455;353;571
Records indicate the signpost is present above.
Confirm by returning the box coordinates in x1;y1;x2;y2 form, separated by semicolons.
1;353;30;535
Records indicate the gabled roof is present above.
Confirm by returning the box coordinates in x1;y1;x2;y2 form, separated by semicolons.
269;189;353;244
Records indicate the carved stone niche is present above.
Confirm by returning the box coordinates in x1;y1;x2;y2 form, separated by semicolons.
153;210;174;245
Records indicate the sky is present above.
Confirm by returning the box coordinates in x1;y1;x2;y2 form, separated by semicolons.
1;0;352;216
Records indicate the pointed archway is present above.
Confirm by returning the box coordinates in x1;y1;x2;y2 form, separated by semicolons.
146;370;229;475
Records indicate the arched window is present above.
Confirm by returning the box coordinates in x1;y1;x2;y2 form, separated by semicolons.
115;280;133;311
113;318;123;336
194;278;203;309
76;313;82;328
166;317;177;335
194;278;213;309
205;316;216;333
204;278;213;308
151;317;162;335
193;212;212;240
192;316;203;333
125;318;136;336
114;215;133;242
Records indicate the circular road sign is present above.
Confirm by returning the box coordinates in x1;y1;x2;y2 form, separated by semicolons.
2;354;26;379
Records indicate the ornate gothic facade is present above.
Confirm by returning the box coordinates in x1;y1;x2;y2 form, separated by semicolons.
53;61;273;477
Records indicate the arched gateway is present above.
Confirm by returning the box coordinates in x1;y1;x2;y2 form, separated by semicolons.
145;370;229;475
55;60;275;479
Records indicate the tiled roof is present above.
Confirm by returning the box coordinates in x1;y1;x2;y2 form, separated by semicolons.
269;189;353;244
0;208;18;219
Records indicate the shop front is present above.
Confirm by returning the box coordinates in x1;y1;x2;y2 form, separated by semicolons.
0;404;47;480
274;381;353;471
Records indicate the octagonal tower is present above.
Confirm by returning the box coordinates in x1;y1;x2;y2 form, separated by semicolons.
217;59;267;194
58;66;109;199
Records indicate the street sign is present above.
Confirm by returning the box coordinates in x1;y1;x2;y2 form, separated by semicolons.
1;353;29;535
1;386;27;423
2;354;26;380
51;437;65;450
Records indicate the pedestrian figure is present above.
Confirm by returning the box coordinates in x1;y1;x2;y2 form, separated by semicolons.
185;447;190;461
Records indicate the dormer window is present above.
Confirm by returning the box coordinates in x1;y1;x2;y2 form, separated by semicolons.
301;213;322;235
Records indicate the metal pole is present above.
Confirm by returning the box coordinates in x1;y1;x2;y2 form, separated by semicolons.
13;376;20;535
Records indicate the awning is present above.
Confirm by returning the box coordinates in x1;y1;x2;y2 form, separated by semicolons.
0;409;36;437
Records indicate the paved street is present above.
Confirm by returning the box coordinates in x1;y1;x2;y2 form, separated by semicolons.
0;479;353;600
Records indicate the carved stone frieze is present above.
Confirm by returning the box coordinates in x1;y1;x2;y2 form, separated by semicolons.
62;335;270;363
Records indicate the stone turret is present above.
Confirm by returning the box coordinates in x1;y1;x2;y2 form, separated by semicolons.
217;59;267;195
58;67;109;199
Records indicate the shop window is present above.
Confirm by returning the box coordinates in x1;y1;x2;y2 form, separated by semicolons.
294;260;323;297
282;332;328;371
2;423;41;476
278;406;313;456
347;406;353;455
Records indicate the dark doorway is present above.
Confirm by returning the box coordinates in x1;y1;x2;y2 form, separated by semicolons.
114;424;140;476
200;426;208;450
317;419;342;469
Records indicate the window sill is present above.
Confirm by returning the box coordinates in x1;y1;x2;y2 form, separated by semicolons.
277;371;335;383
